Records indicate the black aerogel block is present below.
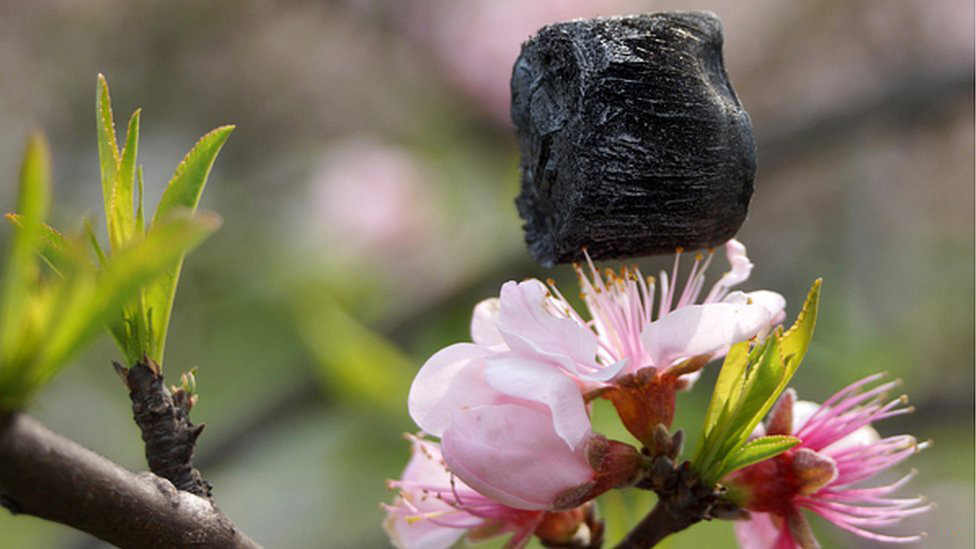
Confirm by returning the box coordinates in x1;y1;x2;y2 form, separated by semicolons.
511;12;756;266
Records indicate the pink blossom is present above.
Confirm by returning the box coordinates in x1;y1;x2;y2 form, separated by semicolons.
727;375;931;548
400;0;626;124
408;240;781;505
560;239;786;385
441;402;640;510
305;138;435;260
384;434;544;549
411;240;781;440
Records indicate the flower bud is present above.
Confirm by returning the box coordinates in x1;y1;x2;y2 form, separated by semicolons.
534;507;586;545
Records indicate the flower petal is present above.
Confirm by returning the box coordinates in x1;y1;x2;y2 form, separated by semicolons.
385;437;477;549
734;512;786;549
497;280;598;372
766;389;797;436
471;297;505;347
442;403;594;510
725;289;787;326
484;355;590;449
704;239;753;303
579;358;628;383
384;509;467;549
642;302;772;368
408;343;494;436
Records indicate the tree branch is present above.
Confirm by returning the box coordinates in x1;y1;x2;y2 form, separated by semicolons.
115;358;212;499
0;412;260;548
614;432;746;549
615;498;696;549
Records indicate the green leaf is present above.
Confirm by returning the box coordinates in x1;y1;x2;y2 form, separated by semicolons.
135;165;145;234
693;337;772;468
692;280;824;484
718;435;801;478
83;218;107;267
1;133;51;364
296;289;414;416
701;340;750;440
43;212;221;370
96;74;120;219
144;125;233;365
779;278;822;377
5;215;70;276
152;125;234;225
108;109;140;251
730;335;786;444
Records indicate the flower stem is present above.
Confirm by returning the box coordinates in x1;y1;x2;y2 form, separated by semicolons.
614;498;699;548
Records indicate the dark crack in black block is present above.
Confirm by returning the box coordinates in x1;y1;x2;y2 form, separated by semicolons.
511;12;756;266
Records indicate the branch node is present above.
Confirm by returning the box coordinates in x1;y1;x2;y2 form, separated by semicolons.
119;358;212;499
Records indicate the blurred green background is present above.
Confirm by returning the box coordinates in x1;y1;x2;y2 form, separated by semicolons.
0;1;971;547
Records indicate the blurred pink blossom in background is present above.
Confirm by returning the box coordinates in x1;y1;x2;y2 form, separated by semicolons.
306;138;436;261
401;0;624;124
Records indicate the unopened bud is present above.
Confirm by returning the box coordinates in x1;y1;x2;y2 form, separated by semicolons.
535;507;586;545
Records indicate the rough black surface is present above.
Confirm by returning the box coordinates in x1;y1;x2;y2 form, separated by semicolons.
116;359;212;499
511;12;756;266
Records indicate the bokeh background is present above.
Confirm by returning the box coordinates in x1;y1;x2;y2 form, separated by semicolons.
0;1;972;547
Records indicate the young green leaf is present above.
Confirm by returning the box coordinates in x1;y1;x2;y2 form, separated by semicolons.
725;334;786;447
718;435;801;478
83;218;108;268
693;336;773;470
108;109;141;251
1;134;51;364
691;279;824;485
96;74;120;218
297;289;414;416
701;340;750;441
152;125;234;225
144;125;233;365
779;278;822;376
42;212;221;370
5;215;71;276
135;165;145;234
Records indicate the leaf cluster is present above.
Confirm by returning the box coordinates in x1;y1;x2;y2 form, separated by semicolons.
22;76;232;368
691;279;822;485
0;75;232;409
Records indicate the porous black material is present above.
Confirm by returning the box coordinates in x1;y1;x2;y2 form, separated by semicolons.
511;12;756;266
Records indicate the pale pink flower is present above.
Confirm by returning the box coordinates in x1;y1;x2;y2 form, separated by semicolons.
411;239;781;441
727;375;931;548
550;239;786;387
441;402;640;510
384;434;543;549
409;240;781;505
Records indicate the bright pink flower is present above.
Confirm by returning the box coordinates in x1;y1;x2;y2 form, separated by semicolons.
727;375;931;548
384;434;544;549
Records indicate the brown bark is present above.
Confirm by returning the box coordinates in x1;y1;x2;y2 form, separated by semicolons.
0;412;260;548
115;358;211;498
